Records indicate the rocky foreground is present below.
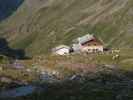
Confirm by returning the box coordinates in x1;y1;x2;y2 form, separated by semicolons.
1;68;133;100
0;49;133;100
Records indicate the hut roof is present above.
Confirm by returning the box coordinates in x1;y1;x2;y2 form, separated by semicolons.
74;34;94;44
52;45;70;52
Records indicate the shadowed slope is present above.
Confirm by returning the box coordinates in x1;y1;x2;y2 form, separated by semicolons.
0;0;24;21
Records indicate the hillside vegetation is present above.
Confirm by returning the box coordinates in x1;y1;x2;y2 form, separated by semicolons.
0;0;133;56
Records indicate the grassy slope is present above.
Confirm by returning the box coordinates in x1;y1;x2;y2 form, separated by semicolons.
0;0;133;56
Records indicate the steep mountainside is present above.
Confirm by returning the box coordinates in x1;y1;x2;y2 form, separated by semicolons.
0;0;133;56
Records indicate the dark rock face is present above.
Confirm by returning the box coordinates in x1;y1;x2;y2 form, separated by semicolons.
0;38;28;59
0;0;24;21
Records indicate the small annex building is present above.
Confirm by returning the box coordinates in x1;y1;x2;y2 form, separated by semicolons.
72;34;104;53
52;45;70;55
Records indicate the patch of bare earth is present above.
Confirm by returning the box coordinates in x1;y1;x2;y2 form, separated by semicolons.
58;61;97;73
